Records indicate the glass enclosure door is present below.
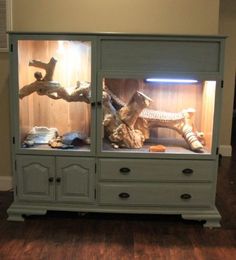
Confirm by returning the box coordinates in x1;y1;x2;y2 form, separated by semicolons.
17;39;93;152
101;77;216;155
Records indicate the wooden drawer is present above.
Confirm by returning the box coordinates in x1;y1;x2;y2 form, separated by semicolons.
98;183;213;207
99;159;215;182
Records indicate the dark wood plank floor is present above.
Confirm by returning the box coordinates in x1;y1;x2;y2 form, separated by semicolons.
0;149;236;259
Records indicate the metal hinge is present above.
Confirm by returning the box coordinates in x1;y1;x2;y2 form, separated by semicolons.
221;80;224;88
10;44;13;52
14;160;17;171
216;147;219;155
94;189;97;199
95;163;97;174
12;137;15;144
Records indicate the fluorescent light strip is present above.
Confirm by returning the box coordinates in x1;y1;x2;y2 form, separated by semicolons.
145;78;198;83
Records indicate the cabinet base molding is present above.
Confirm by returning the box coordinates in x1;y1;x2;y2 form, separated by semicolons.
7;202;221;227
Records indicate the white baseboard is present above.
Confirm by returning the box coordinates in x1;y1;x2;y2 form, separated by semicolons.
219;145;232;157
0;176;13;191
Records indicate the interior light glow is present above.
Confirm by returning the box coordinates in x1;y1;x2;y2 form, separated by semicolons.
145;78;198;83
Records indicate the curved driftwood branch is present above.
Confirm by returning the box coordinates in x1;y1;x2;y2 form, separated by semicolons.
29;57;57;81
19;57;91;103
19;80;91;103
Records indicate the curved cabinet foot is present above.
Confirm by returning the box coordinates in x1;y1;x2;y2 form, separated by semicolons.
7;213;25;222
182;208;221;228
78;212;88;217
7;203;47;222
203;218;221;228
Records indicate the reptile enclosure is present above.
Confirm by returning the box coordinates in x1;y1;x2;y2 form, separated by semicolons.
7;33;225;227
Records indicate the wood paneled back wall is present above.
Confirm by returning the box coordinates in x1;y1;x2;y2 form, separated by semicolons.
18;40;91;141
106;79;215;151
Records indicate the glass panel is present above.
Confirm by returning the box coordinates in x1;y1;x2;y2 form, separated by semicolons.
102;78;216;155
18;40;92;151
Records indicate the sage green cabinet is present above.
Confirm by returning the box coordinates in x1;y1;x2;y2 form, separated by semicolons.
16;155;95;204
7;33;225;227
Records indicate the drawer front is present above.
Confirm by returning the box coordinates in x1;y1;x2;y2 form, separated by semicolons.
100;39;220;72
98;183;213;207
99;159;216;182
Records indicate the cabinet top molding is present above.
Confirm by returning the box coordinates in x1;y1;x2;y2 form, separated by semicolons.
7;31;227;39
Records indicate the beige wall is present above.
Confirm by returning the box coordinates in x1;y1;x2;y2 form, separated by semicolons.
12;0;219;34
219;0;236;145
0;0;224;179
0;52;11;176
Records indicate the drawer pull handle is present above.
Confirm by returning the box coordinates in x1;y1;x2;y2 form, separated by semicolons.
119;192;130;199
56;177;61;183
120;167;131;174
182;168;193;175
48;177;54;183
180;193;192;200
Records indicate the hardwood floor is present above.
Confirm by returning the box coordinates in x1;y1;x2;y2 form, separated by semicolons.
0;150;236;259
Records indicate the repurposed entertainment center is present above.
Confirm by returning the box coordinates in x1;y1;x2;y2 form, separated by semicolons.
7;32;225;227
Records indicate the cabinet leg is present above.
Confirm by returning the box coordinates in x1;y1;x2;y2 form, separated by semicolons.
203;218;221;228
7;213;25;222
7;203;47;222
182;209;221;228
78;212;88;217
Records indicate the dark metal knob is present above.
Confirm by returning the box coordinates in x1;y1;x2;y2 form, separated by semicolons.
91;102;96;107
119;192;130;199
56;177;61;183
180;193;192;200
120;167;131;174
48;177;54;183
182;168;193;175
97;101;102;106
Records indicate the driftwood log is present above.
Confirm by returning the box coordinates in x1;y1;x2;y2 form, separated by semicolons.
103;91;150;148
19;57;205;152
104;86;205;152
119;91;152;129
19;57;91;103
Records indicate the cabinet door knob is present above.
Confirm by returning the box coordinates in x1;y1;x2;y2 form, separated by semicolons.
48;177;54;183
97;101;102;106
56;177;61;183
120;167;131;174
180;193;192;200
182;168;193;175
119;192;130;199
91;102;96;107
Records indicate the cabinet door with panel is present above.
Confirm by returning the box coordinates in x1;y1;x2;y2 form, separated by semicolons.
16;155;55;201
16;155;95;203
56;157;95;203
13;34;97;156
